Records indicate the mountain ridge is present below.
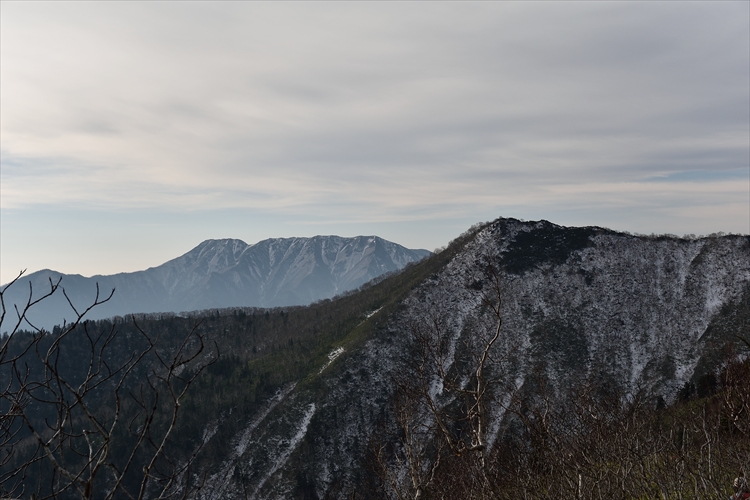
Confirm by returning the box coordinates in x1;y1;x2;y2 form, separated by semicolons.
1;235;430;330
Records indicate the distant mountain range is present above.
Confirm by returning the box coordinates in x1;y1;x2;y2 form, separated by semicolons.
1;236;430;330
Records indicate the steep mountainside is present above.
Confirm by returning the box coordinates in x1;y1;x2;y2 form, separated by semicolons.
1;236;430;330
187;219;749;499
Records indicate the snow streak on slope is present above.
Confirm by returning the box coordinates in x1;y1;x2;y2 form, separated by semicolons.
319;347;345;374
250;403;316;499
198;383;297;500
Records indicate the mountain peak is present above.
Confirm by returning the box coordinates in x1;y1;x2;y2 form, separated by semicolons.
3;235;430;329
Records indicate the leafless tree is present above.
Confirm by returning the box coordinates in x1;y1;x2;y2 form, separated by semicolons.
372;263;519;499
370;388;447;500
1;270;216;499
372;260;750;500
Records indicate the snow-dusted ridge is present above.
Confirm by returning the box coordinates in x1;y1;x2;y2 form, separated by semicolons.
197;218;750;498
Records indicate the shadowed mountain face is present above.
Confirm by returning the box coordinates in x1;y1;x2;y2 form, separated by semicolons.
1;236;430;330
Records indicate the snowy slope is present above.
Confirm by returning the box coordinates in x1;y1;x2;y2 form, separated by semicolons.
196;218;750;499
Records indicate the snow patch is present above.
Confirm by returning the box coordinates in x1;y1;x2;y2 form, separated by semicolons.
251;403;316;498
319;347;345;374
235;383;297;456
199;383;297;500
366;307;382;319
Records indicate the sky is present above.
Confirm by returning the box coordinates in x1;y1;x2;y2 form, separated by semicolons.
1;1;748;283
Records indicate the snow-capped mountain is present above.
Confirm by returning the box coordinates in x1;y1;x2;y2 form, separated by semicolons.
1;236;430;330
193;218;750;498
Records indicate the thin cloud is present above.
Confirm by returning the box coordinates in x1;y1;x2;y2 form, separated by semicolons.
0;1;748;280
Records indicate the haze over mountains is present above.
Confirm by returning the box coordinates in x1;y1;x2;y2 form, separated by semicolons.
1;235;430;330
